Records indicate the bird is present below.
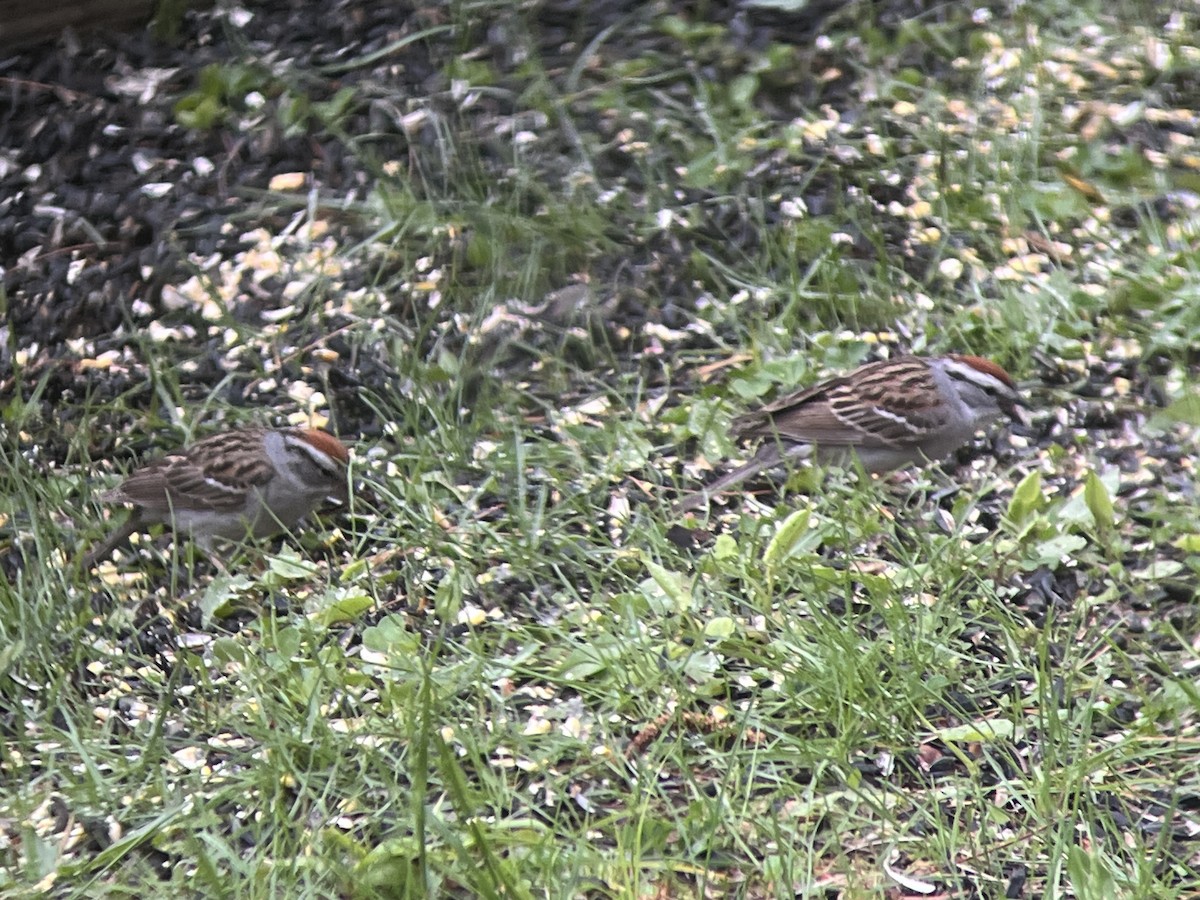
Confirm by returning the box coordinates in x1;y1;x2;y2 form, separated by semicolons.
83;426;351;568
674;354;1023;513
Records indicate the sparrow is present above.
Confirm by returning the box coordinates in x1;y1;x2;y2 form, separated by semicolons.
675;354;1023;513
84;426;351;568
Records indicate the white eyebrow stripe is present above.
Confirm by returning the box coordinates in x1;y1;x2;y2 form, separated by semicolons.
287;436;342;473
944;361;1013;395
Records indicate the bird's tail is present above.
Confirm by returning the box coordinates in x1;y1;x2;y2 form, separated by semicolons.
672;444;786;515
81;519;138;571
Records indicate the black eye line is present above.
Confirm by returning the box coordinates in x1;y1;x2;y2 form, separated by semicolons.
950;369;1008;394
288;444;341;477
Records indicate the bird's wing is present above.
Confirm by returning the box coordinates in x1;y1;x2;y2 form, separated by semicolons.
106;430;275;514
734;358;947;448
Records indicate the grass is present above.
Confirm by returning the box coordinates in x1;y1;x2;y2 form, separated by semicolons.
3;0;1200;896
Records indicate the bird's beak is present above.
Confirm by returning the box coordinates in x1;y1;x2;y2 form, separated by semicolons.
328;473;351;505
1004;395;1030;427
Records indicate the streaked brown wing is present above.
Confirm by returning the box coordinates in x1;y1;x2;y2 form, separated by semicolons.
732;357;944;449
109;429;275;514
751;399;898;447
731;380;825;438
